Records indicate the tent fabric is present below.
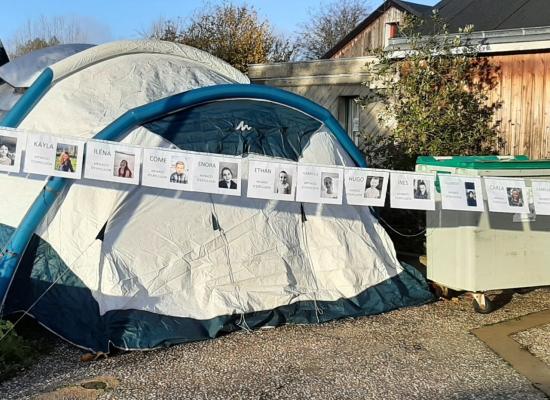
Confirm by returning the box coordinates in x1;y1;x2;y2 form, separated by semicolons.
0;40;433;352
0;44;94;118
1;221;431;352
0;44;95;88
143;99;323;160
46;40;248;85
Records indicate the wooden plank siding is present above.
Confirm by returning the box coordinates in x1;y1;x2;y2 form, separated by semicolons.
250;52;550;160
332;7;407;59
487;52;550;159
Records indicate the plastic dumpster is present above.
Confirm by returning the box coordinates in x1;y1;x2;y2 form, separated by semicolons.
416;155;550;313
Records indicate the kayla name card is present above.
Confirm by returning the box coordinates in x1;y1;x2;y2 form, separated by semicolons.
24;132;85;179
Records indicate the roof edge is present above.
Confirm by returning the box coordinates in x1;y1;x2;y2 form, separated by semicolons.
321;0;431;60
387;25;550;55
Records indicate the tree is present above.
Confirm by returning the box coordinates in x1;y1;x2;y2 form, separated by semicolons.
13;37;61;58
8;15;111;58
360;13;502;171
296;0;369;60
147;4;297;73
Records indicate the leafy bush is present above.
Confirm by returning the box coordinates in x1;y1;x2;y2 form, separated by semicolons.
361;13;502;171
0;319;38;381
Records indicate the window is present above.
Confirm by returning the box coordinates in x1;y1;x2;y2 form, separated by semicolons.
339;96;360;145
384;22;399;47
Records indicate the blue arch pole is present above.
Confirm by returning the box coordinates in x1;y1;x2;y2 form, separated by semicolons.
0;69;54;128
0;83;367;306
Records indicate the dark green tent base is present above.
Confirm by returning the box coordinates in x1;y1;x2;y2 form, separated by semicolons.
1;224;434;353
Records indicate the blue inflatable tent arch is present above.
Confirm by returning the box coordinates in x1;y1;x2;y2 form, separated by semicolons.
0;80;367;308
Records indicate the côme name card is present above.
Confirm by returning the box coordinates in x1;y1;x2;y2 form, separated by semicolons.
142;148;195;191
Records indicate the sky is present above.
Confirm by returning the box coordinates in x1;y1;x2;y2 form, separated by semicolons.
0;0;438;51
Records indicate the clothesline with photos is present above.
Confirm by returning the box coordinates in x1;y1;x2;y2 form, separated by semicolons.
1;128;550;215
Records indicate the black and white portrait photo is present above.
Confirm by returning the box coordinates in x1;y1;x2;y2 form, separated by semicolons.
464;181;477;207
0;135;17;167
274;169;292;195
320;172;339;199
364;175;384;199
413;179;430;200
218;162;238;190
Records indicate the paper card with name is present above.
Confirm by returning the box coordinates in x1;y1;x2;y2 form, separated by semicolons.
142;148;195;191
23;132;85;179
247;159;297;201
390;171;436;210
344;168;389;207
484;177;529;213
84;140;141;185
0;128;24;173
439;175;485;212
531;180;550;215
192;154;242;196
296;163;344;205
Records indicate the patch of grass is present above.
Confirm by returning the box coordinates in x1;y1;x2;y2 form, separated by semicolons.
0;318;53;382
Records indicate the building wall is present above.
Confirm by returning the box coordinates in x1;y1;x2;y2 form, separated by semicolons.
331;6;407;59
249;51;550;160
488;52;550;159
248;57;389;147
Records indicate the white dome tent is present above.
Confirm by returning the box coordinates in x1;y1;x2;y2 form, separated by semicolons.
0;41;432;352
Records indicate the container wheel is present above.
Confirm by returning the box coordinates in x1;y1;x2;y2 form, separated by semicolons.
430;282;451;299
472;294;495;314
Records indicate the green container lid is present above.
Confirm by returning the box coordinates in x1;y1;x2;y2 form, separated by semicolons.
415;155;550;170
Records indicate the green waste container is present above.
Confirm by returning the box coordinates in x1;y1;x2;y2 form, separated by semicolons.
416;156;550;313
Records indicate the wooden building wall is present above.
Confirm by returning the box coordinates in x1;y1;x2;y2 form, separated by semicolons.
488;52;550;159
332;7;407;59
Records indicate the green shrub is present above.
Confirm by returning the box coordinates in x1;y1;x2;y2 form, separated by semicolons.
361;12;502;171
0;319;37;381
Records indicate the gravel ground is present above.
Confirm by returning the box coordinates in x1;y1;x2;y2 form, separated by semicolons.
513;322;550;367
1;288;550;400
